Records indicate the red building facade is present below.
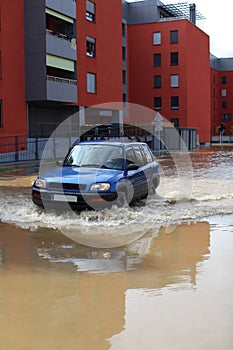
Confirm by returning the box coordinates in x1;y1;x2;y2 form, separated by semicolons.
0;0;232;145
128;20;211;143
0;0;27;136
210;58;233;137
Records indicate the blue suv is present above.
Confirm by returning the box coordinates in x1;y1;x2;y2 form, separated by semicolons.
32;140;160;210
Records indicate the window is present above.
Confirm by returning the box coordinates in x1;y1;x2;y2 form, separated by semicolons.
122;23;126;37
170;30;178;44
86;36;96;57
122;70;126;84
222;114;232;121
171;96;179;110
222;101;227;109
154;75;161;88
154;97;162;110
122;47;126;61
170;52;178;66
170;74;179;87
221;89;227;97
86;0;95;22
141;144;153;163
153;32;161;45
0;100;2;127
153;53;161;67
221;76;227;84
87;72;96;93
171;118;179;127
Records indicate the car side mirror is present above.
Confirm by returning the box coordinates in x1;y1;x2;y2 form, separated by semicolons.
127;163;139;171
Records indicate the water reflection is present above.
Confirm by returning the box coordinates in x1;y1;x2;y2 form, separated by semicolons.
0;221;210;349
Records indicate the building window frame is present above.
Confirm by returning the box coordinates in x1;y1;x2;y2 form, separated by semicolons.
154;75;161;88
222;114;232;121
86;36;96;57
153;32;161;45
222;101;227;109
86;0;95;22
170;74;179;88
221;89;227;97
170;52;179;66
87;72;96;93
154;97;162;110
171;96;179;110
170;30;178;44
221;76;227;84
153;53;161;67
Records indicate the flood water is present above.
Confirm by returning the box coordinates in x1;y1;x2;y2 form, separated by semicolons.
0;146;233;349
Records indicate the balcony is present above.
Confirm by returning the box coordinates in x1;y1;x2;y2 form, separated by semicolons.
46;75;77;103
45;0;76;19
46;30;76;60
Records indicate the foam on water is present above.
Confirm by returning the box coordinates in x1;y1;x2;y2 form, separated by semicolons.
0;148;232;239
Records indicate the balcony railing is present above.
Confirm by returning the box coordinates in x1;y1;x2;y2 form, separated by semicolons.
46;75;77;85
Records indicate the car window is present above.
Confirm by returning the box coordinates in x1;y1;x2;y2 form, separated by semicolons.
126;147;137;166
141;144;154;163
64;144;123;170
133;146;146;167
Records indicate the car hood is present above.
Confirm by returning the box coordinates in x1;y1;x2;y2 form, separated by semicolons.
39;166;122;186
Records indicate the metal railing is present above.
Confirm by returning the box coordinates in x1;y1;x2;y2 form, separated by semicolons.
46;75;77;85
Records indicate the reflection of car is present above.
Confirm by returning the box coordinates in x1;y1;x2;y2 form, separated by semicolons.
32;140;160;210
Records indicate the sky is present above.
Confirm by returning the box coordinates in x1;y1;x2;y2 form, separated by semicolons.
126;0;233;58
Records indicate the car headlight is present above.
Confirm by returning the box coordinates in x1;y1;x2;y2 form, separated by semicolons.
90;182;110;191
35;178;46;188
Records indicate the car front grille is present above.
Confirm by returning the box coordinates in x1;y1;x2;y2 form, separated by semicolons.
48;182;86;191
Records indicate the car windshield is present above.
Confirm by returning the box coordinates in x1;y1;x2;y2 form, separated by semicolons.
64;144;124;170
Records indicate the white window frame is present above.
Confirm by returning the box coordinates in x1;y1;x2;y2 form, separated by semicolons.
87;72;96;93
153;32;161;45
170;74;179;88
221;88;227;97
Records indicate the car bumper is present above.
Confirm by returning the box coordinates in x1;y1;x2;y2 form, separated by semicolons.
32;188;118;210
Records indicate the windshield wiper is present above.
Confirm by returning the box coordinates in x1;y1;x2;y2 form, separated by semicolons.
80;163;101;168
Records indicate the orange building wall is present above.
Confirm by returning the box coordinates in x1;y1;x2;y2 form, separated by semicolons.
76;0;122;107
128;20;211;143
0;0;27;136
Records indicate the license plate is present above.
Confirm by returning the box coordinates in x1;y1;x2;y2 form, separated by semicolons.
51;194;77;202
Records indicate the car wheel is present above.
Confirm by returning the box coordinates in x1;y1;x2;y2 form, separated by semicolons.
116;189;129;208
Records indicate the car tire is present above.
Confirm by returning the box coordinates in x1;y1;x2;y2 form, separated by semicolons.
116;189;129;208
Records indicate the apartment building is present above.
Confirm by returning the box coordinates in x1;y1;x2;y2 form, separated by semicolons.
0;0;231;145
210;56;233;137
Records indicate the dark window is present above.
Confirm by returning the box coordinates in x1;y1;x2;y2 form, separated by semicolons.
123;93;127;103
86;36;96;57
122;47;126;61
0;100;2;127
171;118;179;127
154;75;161;88
222;76;227;84
86;0;95;22
170;52;179;66
170;30;178;44
222;114;232;121
171;96;179;110
222;113;232;122
222;101;227;109
154;97;162;110
122;70;126;84
122;23;126;37
153;53;161;67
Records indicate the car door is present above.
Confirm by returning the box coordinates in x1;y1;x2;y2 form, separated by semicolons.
125;145;147;199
